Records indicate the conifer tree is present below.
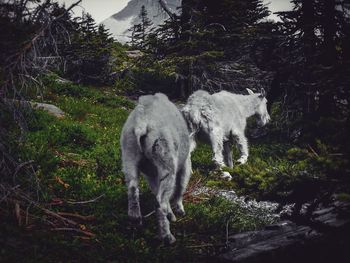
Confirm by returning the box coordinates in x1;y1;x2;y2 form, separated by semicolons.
146;0;270;96
63;12;115;84
128;5;153;49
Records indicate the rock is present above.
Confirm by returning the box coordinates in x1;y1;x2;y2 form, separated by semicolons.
218;201;350;263
190;187;282;224
125;50;144;58
3;99;65;118
30;102;65;118
54;77;71;84
312;207;350;229
221;221;319;263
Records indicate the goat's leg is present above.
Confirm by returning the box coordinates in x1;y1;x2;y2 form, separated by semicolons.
156;169;176;245
156;202;175;245
124;160;142;225
223;141;233;168
173;157;192;217
236;133;249;164
167;201;177;222
209;128;225;167
209;129;232;179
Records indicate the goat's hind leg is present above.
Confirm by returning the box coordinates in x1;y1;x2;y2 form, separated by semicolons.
167;201;176;222
156;167;176;245
223;141;233;168
173;157;192;217
124;157;142;225
140;160;176;222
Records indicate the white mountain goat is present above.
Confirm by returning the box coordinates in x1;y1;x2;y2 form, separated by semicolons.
182;89;270;179
121;93;192;245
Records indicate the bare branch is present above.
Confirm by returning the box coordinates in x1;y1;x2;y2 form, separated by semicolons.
158;0;177;21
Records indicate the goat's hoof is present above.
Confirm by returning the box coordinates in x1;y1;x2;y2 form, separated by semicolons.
167;212;177;222
237;157;248;165
128;214;143;226
163;234;176;246
177;209;186;217
175;205;186;217
221;171;232;181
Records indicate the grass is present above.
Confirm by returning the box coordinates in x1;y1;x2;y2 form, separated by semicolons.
1;75;349;262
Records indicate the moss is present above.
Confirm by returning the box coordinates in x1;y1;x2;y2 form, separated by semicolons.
336;192;350;201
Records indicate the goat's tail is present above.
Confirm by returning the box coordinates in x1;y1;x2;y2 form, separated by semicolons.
134;105;148;152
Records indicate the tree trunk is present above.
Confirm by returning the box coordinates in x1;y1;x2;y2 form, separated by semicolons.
322;0;337;65
301;0;316;64
300;0;317;117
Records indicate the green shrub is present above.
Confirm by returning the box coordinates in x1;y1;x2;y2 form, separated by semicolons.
95;95;135;109
41;73;97;98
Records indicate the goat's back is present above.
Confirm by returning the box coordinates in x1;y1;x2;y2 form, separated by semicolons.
121;93;190;168
183;90;249;135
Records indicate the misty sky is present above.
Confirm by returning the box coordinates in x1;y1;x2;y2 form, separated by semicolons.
58;0;129;23
58;0;293;23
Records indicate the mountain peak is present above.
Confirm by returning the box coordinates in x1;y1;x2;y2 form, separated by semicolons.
102;0;181;43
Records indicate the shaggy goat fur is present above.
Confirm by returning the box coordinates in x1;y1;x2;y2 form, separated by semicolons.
121;93;192;245
182;89;270;178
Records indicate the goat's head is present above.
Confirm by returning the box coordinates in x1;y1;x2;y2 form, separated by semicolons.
247;88;271;127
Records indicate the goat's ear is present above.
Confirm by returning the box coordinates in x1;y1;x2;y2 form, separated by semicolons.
246;88;254;95
259;88;266;98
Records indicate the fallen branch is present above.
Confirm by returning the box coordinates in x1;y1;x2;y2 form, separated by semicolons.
186;243;215;249
57;212;95;221
66;194;105;205
41;207;78;226
51;227;96;237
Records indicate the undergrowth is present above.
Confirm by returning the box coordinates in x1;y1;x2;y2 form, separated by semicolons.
1;74;349;262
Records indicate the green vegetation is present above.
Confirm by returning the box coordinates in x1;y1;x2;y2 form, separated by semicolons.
2;74;348;262
0;78;264;262
1;0;350;261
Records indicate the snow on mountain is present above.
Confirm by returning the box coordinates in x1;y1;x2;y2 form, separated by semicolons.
101;0;181;44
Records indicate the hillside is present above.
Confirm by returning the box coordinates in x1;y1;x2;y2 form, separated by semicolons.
1;0;350;261
2;74;349;261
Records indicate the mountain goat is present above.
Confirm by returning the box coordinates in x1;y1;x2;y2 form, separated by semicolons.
121;93;192;245
182;89;270;179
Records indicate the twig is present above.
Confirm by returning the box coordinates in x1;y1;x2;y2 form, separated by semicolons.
186;244;215;249
57;212;95;221
308;144;319;157
13;160;34;182
143;210;155;218
226;219;230;247
0;185;20;203
51;228;96;237
205;23;227;31
66;194;105;205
